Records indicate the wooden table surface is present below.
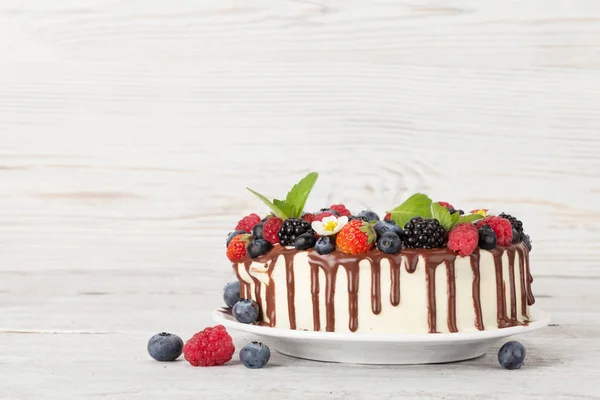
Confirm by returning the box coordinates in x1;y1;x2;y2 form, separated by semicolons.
1;1;600;399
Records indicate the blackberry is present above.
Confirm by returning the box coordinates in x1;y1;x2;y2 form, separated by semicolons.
403;217;446;249
499;213;524;243
277;218;314;246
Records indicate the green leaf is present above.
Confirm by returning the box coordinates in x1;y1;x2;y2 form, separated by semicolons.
246;188;289;219
458;213;485;224
450;212;461;227
389;193;433;227
273;199;295;218
284;172;319;218
431;202;454;232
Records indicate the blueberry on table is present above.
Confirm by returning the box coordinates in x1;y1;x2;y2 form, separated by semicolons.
147;332;184;362
223;281;240;308
240;342;271;369
498;341;526;370
232;299;260;324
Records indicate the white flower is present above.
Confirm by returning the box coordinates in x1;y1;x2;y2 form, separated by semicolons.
311;216;348;236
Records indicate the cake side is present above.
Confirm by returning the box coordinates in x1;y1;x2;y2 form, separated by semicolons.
233;243;534;334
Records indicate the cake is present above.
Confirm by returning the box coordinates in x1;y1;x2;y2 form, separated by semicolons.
226;173;535;334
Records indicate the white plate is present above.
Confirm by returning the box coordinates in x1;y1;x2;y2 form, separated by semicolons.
213;308;550;365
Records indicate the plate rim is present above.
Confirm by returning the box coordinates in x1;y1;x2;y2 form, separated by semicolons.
212;307;550;343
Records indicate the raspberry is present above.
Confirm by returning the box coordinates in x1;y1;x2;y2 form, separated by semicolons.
476;216;513;246
447;223;479;256
314;212;336;222
226;234;251;262
262;217;283;244
437;201;454;209
183;325;235;367
329;204;352;217
498;213;524;243
336;219;376;255
301;213;317;223
235;213;261;232
384;213;391;221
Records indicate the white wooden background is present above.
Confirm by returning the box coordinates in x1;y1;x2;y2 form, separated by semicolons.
1;1;600;399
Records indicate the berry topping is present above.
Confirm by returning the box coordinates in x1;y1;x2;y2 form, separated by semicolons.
147;332;184;362
183;325;235;367
499;213;524;243
373;220;403;239
403;217;446;249
226;234;251;262
336;219;376;255
295;232;317;250
357;210;380;222
301;213;318;223
247;238;272;259
478;226;498;250
240;342;271;369
447;223;479;257
314;211;337;221
315;236;336;255
376;232;402;254
523;234;532;252
232;299;260;324
235;213;261;233
223;281;240;308
278;218;314;246
384;212;391;221
437;201;454;209
262;217;283;244
498;341;526;370
329;204;352;217
476;216;513;246
226;230;248;247
319;208;341;217
251;222;264;240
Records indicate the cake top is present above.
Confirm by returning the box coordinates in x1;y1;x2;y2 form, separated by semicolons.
225;172;531;262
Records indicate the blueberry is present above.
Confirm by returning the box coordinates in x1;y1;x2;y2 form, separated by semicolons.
252;222;264;239
478;226;497;250
374;220;403;239
523;234;532;251
240;341;271;369
232;299;259;324
511;227;520;244
498;341;526;370
315;236;335;255
223;281;240;308
147;332;183;362
376;232;402;254
357;210;380;222
295;232;316;250
247;239;272;258
227;230;247;247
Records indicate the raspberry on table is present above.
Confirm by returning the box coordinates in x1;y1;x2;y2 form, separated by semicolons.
183;325;235;367
476;216;513;246
235;213;261;232
447;223;479;256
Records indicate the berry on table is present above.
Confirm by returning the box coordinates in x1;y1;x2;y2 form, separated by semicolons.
476;216;513;246
223;281;240;308
336;219;376;255
147;332;184;362
226;234;251;262
403;217;446;249
447;223;479;256
226;230;247;247
373;220;403;239
262;217;283;244
247;238;272;259
315;236;336;255
232;299;260;324
329;204;352;217
251;222;264;240
295;232;317;250
236;213;261;233
183;325;235;367
498;341;526;370
357;210;380;222
376;232;402;254
278;218;314;246
478;225;497;250
499;213;524;243
240;342;271;369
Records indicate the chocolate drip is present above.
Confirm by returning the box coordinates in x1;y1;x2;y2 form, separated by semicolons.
390;260;401;306
524;245;535;306
425;260;438;333
490;248;509;328
446;260;458;333
405;252;420;273
470;249;484;331
515;245;527;316
506;247;517;323
371;261;382;315
283;252;296;329
310;264;321;331
347;265;360;332
324;266;339;332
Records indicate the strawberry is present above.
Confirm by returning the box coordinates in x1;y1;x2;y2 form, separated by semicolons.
336;219;376;255
226;234;251;262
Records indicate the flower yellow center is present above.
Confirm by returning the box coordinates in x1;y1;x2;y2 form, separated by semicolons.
322;220;338;232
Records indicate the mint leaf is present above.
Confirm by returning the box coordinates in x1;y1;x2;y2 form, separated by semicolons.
273;199;295;218
284;172;319;218
246;188;289;219
431;202;454;232
389;193;432;227
459;213;484;224
450;212;460;227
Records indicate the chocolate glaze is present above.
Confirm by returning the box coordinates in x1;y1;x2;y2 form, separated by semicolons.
232;242;534;333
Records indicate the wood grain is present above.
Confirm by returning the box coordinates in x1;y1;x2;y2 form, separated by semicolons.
1;0;600;398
